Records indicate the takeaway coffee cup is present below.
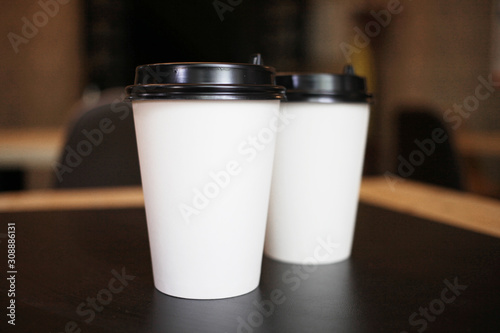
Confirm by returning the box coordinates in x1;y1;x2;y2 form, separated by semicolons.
265;65;371;264
126;56;285;299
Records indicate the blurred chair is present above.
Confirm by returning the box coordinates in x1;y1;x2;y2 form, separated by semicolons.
396;106;463;191
53;101;141;188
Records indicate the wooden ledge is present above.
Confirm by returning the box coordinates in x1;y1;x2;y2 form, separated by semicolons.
0;127;64;169
360;177;500;238
0;186;144;213
0;178;499;239
455;131;500;157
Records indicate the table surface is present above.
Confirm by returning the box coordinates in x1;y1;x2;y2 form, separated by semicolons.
0;201;499;333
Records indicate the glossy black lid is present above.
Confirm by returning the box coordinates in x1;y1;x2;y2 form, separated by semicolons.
126;54;285;101
276;65;371;103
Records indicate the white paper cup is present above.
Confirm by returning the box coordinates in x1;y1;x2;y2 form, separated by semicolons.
127;60;285;299
265;67;371;264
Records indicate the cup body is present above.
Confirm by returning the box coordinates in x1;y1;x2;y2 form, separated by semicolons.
265;101;370;264
133;99;280;299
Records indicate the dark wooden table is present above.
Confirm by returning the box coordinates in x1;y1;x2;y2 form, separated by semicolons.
1;203;499;332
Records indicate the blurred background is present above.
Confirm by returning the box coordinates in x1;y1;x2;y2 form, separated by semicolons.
1;0;500;198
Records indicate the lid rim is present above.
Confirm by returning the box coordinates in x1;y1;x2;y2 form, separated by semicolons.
126;84;286;101
284;94;371;103
283;89;371;96
136;62;276;70
127;95;285;101
127;60;284;100
276;69;371;102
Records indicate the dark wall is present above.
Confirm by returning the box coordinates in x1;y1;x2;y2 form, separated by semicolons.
86;0;309;89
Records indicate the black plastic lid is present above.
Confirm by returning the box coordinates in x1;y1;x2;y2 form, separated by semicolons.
126;54;285;101
276;65;371;103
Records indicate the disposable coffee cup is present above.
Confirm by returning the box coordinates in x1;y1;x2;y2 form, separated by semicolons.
265;65;371;264
126;56;285;299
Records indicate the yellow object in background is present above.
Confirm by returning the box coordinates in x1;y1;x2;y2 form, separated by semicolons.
351;43;376;94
